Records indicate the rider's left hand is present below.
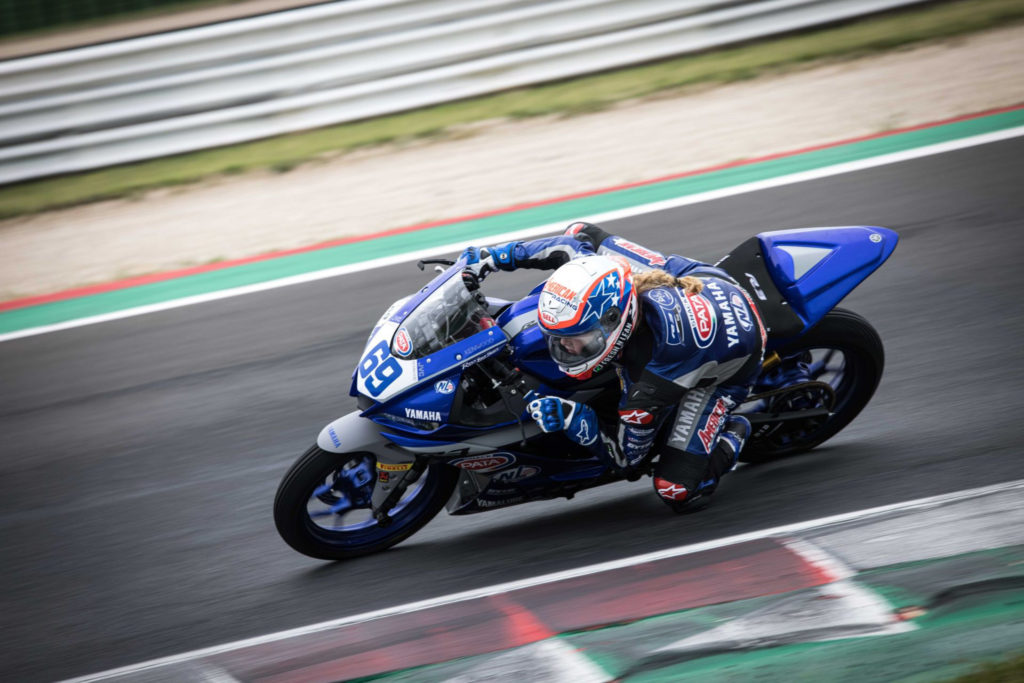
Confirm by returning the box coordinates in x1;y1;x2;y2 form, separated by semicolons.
460;243;519;280
526;393;599;447
460;246;497;280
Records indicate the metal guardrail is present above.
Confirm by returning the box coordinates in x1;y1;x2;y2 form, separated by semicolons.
0;0;928;185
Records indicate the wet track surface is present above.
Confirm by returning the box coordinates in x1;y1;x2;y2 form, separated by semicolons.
2;138;1024;681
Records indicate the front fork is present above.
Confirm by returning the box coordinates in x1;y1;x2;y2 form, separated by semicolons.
371;455;428;527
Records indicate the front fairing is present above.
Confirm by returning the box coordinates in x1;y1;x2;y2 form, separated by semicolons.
352;260;510;432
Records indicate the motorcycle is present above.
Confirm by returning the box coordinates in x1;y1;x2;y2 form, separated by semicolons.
274;226;898;560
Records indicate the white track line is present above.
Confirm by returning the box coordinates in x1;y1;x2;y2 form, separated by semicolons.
65;478;1024;682
5;124;1024;344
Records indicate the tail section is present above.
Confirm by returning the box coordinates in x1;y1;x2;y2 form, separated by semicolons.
719;226;898;341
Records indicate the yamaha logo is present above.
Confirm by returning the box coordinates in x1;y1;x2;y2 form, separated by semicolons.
647;288;674;307
405;408;441;421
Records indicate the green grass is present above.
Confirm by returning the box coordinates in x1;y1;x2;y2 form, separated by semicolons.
2;0;1023;220
944;651;1024;682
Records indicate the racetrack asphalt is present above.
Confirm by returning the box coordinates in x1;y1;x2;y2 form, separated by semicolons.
1;136;1023;681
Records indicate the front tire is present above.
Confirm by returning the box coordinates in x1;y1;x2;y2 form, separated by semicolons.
274;446;458;560
740;308;884;463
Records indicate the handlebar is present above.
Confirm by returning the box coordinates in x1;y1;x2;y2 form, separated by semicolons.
416;258;456;270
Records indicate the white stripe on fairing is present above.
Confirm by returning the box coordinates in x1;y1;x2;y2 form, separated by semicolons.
65;478;1024;682
500;308;539;339
5;124;1024;345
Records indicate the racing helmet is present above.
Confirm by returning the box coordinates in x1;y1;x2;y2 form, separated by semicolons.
537;254;638;379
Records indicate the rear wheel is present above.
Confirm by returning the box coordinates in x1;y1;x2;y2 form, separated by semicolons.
739;308;884;463
274;446;458;560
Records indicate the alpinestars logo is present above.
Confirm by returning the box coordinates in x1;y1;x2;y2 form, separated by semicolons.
619;409;653;425
575;418;596;446
655;477;688;501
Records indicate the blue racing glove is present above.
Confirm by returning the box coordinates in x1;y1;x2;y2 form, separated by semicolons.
460;243;518;279
526;393;598;447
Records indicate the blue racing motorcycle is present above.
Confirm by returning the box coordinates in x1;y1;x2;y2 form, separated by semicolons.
274;226;898;560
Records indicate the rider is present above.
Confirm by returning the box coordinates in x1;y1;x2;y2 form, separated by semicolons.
461;222;766;511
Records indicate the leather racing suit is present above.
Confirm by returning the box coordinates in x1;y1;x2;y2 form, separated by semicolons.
476;222;767;509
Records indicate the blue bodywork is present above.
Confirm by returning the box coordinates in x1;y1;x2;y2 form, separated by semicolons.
757;226;898;331
496;294;571;388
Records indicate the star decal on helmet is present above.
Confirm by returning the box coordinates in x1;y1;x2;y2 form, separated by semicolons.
581;271;622;323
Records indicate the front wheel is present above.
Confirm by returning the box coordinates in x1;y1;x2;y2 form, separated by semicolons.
739;308;884;463
274;446;458;560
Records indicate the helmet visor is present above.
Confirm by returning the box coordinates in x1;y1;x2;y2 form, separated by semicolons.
543;325;609;368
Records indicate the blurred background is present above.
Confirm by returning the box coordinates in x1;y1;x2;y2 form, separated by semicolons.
1;0;1022;681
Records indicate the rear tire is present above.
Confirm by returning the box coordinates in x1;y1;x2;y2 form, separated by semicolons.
274;446;458;560
740;308;884;463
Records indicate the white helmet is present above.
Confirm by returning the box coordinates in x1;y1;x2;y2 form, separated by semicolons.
536;255;638;379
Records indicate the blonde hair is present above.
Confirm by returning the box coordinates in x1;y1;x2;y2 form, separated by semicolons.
633;270;703;295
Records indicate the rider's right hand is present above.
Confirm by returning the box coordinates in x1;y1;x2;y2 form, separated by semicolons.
525;392;599;447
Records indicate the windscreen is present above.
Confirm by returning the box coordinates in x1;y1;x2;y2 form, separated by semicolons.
391;274;490;360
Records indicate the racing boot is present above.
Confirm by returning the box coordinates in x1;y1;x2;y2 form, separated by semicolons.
712;415;751;478
653;476;707;513
652;449;709;514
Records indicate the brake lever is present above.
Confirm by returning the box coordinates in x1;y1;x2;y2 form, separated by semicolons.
416;258;456;271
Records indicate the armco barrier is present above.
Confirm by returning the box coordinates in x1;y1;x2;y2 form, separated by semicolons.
0;0;930;184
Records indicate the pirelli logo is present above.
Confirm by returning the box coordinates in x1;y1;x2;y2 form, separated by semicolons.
376;462;414;472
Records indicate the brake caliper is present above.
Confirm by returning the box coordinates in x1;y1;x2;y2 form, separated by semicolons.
315;456;375;513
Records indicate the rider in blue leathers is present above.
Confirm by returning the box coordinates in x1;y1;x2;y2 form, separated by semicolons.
463;222;766;511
